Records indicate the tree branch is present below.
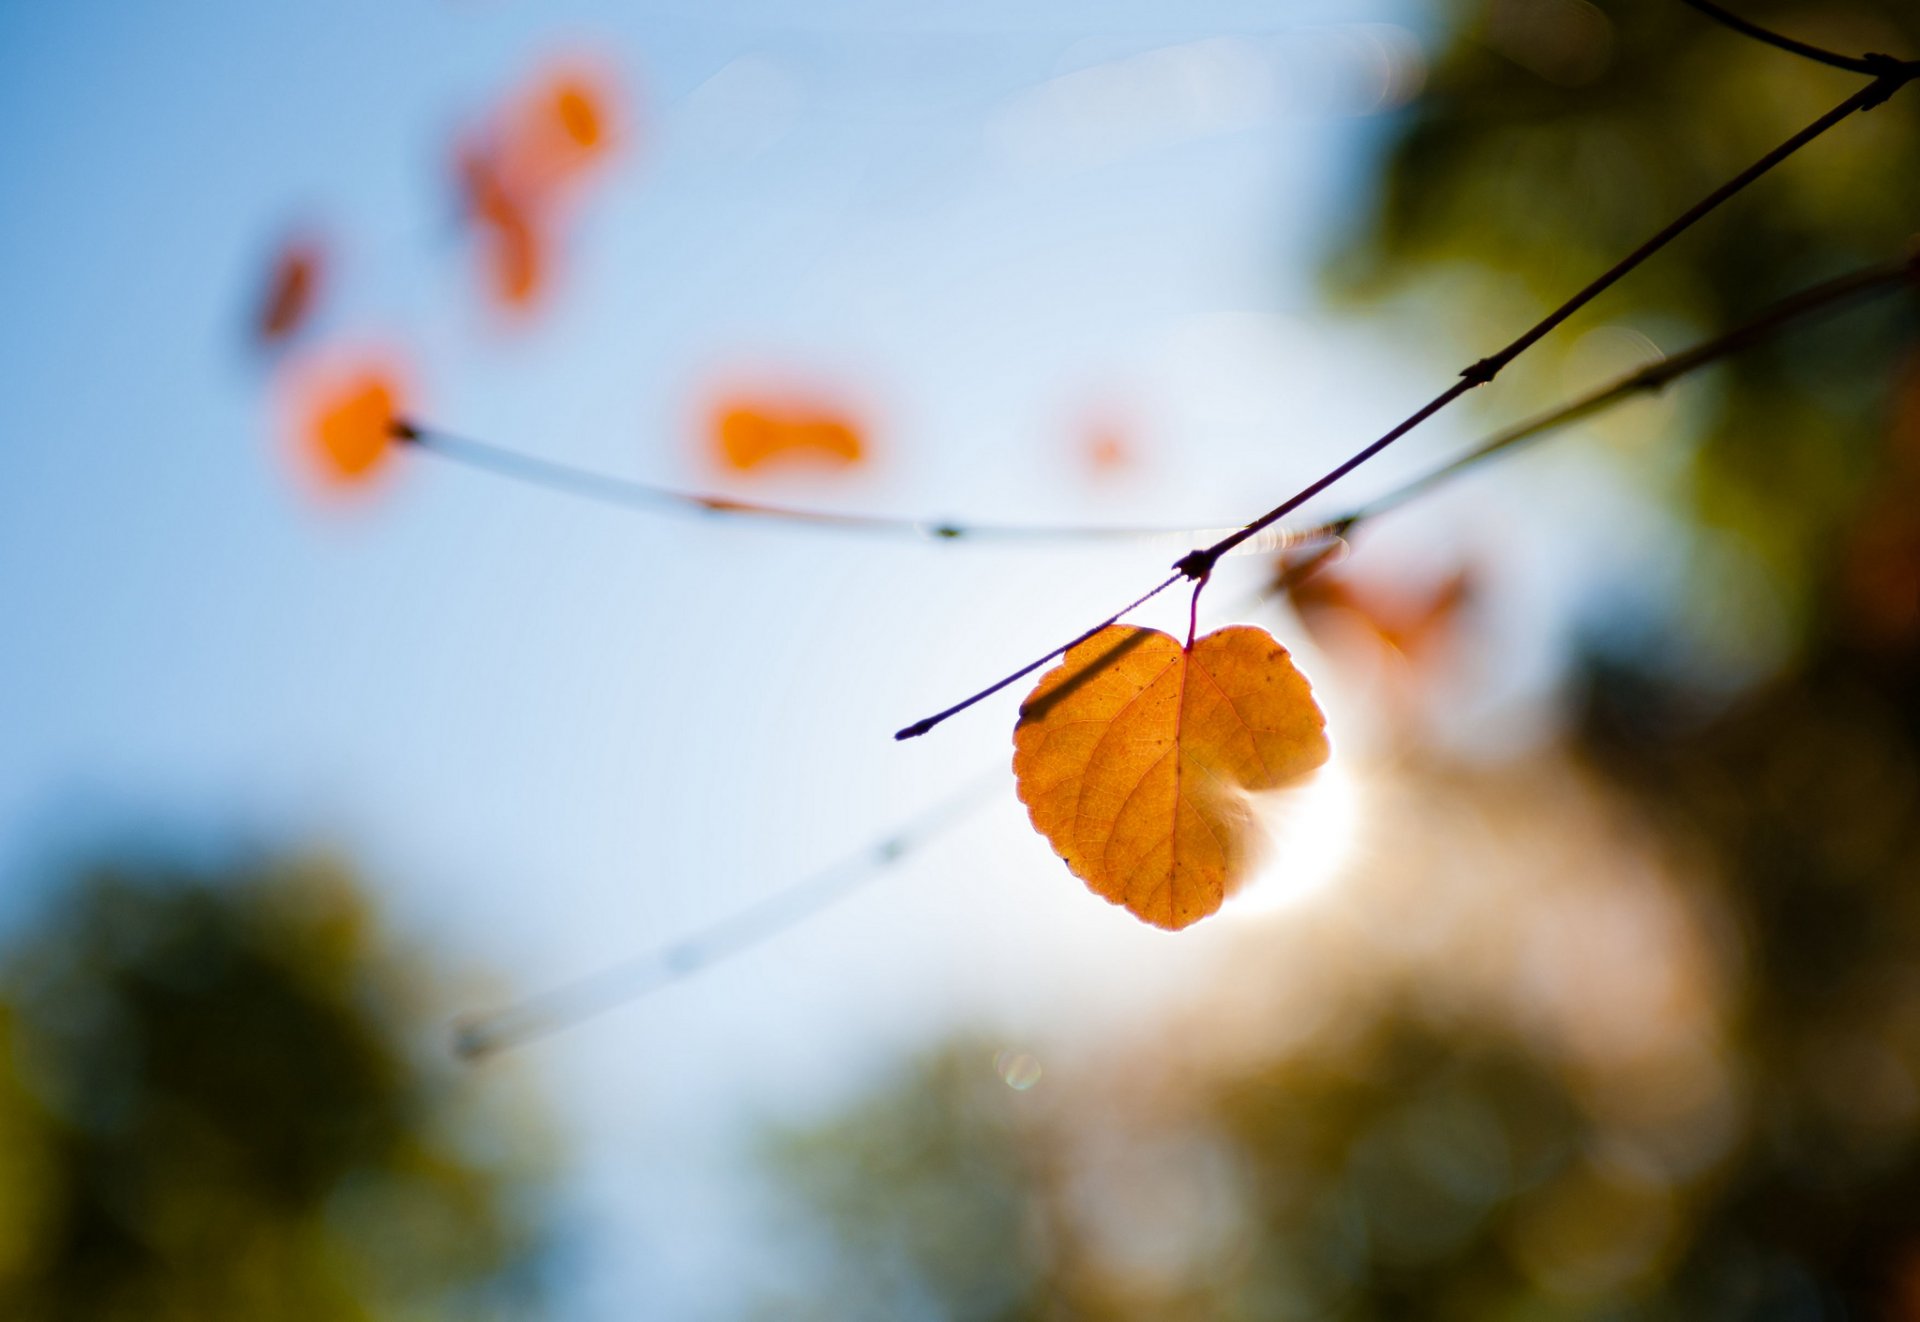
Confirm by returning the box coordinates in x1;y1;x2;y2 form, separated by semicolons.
1676;0;1911;77
393;420;1328;553
1313;251;1920;537
455;773;1003;1058
891;572;1185;740
898;70;1914;741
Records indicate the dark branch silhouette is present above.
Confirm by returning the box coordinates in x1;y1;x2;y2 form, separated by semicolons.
1677;0;1915;77
899;67;1916;741
892;573;1185;740
1313;251;1920;538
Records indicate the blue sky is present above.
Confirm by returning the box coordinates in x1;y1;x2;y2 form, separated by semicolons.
0;1;1678;1314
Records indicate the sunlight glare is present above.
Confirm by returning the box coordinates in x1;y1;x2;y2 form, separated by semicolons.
1226;755;1364;918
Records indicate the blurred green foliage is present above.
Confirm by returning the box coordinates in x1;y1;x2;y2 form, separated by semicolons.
1341;0;1920;635
0;851;554;1321
763;1024;1719;1320
756;6;1920;1319
758;1047;1051;1322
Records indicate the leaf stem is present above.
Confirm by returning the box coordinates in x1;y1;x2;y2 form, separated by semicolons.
1187;570;1210;650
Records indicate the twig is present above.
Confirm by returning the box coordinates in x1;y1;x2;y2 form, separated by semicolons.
393;420;1326;554
1676;0;1912;77
395;254;1918;558
455;773;1003;1058
898;65;1915;741
892;572;1184;739
1312;251;1920;536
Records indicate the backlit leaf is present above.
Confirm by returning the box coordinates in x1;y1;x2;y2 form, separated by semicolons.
1012;624;1330;930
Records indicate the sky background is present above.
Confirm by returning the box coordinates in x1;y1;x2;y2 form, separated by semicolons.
0;1;1676;1314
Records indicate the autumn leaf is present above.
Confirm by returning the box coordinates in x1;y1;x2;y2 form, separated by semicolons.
480;190;547;312
1013;624;1330;930
254;236;324;346
282;353;408;493
553;77;605;150
450;58;623;319
495;63;622;200
1284;559;1475;665
712;399;866;473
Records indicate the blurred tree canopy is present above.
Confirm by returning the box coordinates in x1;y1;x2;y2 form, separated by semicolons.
1340;0;1920;640
757;5;1920;1319
0;851;554;1321
1375;2;1920;1310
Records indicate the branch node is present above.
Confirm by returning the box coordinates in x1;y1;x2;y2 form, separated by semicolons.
1460;357;1503;387
389;417;421;443
1173;548;1219;581
1860;57;1917;110
1861;53;1918;80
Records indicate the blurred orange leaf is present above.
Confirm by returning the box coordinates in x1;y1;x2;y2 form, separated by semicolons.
554;78;605;150
1013;624;1329;930
255;238;324;346
1084;423;1132;476
288;357;407;491
451;58;623;319
713;399;866;473
454;143;550;314
481;192;547;312
1287;563;1475;664
456;139;514;227
497;63;622;201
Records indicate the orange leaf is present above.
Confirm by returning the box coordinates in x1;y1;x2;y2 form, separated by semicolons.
494;63;622;203
712;400;866;472
1013;624;1330;930
550;74;607;153
1287;565;1474;663
286;356;408;492
479;193;546;311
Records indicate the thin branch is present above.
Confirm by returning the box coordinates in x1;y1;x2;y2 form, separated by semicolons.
892;572;1184;739
1676;0;1908;76
899;68;1914;740
394;420;1325;554
450;243;1913;1056
455;773;1003;1059
1313;251;1920;536
1181;73;1908;576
